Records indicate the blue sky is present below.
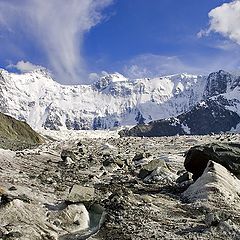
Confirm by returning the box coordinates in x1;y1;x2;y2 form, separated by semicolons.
0;0;239;83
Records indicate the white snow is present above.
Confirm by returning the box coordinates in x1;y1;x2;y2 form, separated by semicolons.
181;124;191;134
0;68;236;131
41;129;119;141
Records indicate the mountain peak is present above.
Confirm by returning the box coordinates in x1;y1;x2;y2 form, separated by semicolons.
0;68;240;132
203;70;235;99
102;72;128;83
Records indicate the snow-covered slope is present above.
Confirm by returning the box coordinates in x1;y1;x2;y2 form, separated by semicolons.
0;69;207;130
120;70;240;136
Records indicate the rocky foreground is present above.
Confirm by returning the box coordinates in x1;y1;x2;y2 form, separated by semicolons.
0;131;240;239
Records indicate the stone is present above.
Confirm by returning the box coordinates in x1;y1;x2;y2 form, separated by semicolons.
182;161;240;205
176;172;192;184
65;157;75;165
8;186;17;191
138;159;168;180
102;157;114;167
184;143;240;180
53;204;90;232
67;185;95;203
3;231;22;239
61;150;76;162
115;159;124;168
132;153;144;161
0;187;5;196
205;211;227;227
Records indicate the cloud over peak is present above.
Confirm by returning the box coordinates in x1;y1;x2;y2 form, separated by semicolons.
0;0;113;83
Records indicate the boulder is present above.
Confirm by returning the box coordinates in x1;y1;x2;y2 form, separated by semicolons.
61;150;76;162
138;159;168;180
182;161;240;205
67;185;95;203
52;204;90;232
132;152;144;161
176;172;192;184
184;143;240;180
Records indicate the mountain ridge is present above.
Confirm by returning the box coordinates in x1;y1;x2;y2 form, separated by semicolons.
0;68;206;130
0;68;240;134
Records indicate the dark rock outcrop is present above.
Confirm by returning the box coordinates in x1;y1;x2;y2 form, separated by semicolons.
203;70;234;99
119;99;240;137
184;143;240;180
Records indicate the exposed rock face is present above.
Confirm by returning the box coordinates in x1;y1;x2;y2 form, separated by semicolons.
184;142;240;180
203;70;234;99
180;100;240;135
120;99;240;137
0;112;43;150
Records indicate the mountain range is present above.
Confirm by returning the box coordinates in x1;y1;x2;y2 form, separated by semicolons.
0;68;240;135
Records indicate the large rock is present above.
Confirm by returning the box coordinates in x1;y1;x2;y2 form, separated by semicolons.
183;161;240;205
138;159;168;179
50;204;90;232
138;159;177;183
67;185;95;203
184;143;240;180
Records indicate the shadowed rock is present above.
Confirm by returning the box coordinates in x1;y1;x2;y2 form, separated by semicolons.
119;99;240;137
183;161;240;205
184;143;240;180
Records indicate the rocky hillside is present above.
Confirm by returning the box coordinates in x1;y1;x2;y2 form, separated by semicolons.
121;70;240;137
0;112;43;150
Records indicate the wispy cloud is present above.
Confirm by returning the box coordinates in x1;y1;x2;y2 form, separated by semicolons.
0;0;112;83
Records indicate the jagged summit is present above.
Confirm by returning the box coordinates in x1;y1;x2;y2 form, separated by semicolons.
120;69;240;137
203;70;236;99
0;68;239;133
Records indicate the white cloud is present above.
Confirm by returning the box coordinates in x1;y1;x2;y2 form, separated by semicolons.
207;0;240;45
7;60;44;73
0;0;112;83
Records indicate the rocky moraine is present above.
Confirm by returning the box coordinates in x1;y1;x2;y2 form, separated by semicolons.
1;131;240;239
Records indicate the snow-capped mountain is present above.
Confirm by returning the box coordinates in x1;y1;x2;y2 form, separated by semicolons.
0;68;207;130
120;70;240;137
